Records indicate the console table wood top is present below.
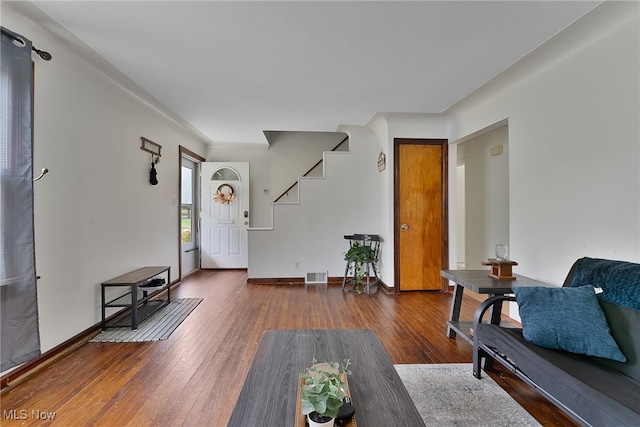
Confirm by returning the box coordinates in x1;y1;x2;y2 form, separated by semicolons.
441;269;551;294
101;266;170;285
228;329;425;427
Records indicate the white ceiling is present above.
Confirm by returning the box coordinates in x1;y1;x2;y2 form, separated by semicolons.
31;1;600;145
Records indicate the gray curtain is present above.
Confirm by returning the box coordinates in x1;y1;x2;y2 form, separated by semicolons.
1;27;41;372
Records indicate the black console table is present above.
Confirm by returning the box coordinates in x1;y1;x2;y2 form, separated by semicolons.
101;266;171;330
441;269;553;344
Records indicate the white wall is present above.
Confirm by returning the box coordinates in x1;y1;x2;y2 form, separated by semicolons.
268;131;347;201
248;114;449;287
447;1;640;291
249;125;384;280
2;3;209;355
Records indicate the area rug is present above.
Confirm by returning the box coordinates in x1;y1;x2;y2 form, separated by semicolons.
90;298;203;342
395;363;541;427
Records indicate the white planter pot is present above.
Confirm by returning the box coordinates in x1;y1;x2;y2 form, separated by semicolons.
306;414;335;427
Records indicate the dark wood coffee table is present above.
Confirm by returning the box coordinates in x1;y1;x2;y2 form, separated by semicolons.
228;329;425;426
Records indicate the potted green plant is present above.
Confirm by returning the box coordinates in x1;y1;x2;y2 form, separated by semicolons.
344;242;376;293
301;358;351;427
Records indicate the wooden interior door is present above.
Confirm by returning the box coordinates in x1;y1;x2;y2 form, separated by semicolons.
395;139;448;291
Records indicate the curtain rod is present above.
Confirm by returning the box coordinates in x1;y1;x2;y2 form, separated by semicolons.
1;27;52;61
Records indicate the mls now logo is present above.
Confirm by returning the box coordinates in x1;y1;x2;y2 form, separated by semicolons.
3;410;28;420
3;409;57;420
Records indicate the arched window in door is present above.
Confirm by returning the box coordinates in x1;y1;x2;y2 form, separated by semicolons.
211;167;240;181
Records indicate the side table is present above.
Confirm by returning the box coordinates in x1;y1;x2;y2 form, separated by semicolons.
441;269;553;344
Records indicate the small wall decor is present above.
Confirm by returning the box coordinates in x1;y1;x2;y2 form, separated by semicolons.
149;157;158;185
141;137;161;185
377;149;386;172
140;137;162;157
214;183;236;204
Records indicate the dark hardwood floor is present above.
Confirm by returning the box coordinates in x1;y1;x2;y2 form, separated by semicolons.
1;270;576;426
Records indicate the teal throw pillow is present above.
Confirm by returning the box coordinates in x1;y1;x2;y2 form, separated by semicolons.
513;286;627;362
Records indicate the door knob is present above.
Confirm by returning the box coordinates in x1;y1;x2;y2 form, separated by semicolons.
244;210;249;218
401;224;409;230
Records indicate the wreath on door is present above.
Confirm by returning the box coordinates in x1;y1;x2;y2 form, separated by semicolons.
214;184;236;205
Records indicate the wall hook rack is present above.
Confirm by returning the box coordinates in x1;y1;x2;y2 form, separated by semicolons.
140;137;162;158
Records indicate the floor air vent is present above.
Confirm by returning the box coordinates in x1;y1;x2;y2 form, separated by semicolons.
305;271;328;284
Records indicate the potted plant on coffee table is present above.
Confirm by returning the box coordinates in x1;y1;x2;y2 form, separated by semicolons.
301;358;351;427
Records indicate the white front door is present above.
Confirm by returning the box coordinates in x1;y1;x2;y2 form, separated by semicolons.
200;162;250;269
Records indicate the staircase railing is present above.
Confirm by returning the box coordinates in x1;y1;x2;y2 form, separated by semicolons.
273;136;349;203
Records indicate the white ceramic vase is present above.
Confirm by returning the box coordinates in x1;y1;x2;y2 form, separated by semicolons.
306;414;335;427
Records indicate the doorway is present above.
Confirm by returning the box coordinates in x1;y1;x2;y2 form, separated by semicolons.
181;158;199;275
179;146;205;280
456;164;466;269
456;124;509;270
394;139;448;291
200;162;250;269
